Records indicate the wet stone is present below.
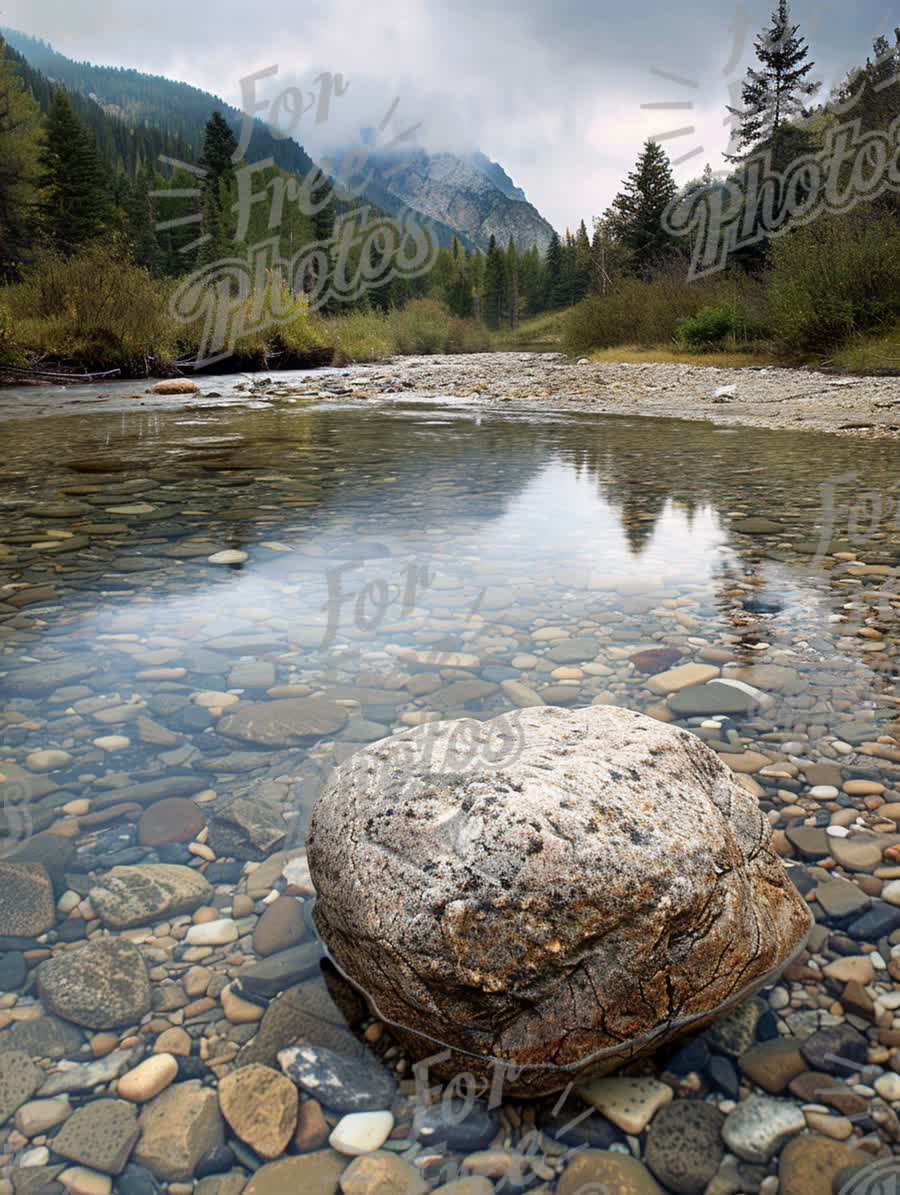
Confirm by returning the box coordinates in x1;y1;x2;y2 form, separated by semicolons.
557;1151;663;1195
216;698;348;747
207;797;288;862
88;864;212;928
0;1015;83;1060
800;1024;869;1075
137;799;205;846
252;895;307;957
0;1050;42;1126
739;1037;808;1093
277;1045;397;1113
644;1101;725;1195
3;658;98;695
0;862;55;937
416;1100;500;1151
37;939;151;1030
721;1094;806;1163
778;1134;868;1195
51;1099;140;1176
705;999;763;1059
668;682;760;716
241;1152;346;1195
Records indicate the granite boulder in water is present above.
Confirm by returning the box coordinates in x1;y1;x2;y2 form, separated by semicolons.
308;705;811;1096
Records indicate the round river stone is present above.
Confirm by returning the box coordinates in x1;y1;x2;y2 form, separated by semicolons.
308;706;812;1096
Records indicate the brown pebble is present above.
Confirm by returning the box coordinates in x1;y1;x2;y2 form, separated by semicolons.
79;804;142;827
90;1033;120;1058
183;966;212;998
293;1099;330;1152
183;998;216;1019
192;907;219;924
154;1027;191;1056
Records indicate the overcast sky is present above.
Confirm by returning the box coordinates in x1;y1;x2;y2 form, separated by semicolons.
5;0;896;230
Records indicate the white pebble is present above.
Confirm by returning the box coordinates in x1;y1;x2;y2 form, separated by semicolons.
207;550;248;564
92;736;130;753
185;919;238;946
329;1110;394;1156
875;1073;900;1102
21;1147;50;1167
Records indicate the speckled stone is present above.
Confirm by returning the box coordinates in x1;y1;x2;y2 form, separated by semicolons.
309;706;811;1096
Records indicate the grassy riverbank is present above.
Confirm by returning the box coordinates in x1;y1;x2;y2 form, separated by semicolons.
0;247;492;379
3;236;899;383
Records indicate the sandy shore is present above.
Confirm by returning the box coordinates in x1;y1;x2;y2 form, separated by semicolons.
3;351;900;436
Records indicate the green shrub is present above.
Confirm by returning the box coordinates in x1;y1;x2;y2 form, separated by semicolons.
769;213;900;351
446;316;491;353
0;300;25;366
677;305;739;347
388;298;451;354
564;269;770;355
9;243;178;370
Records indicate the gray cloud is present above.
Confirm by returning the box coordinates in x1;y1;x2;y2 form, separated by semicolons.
5;0;896;231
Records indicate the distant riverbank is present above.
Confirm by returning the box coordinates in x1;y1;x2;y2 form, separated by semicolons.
2;352;900;439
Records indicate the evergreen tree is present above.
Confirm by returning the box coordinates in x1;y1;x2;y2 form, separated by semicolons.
544;229;562;308
199;111;238;181
604;139;678;276
482;234;506;329
0;37;42;275
726;0;819;167
39;89;108;255
197;111;238;265
836;30;900;133
125;167;161;272
505;238;519;329
573;220;592;302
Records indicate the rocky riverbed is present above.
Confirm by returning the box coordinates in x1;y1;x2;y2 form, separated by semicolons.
3;352;900;440
0;381;899;1193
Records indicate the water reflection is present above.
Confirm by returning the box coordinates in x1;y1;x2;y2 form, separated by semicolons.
0;401;897;846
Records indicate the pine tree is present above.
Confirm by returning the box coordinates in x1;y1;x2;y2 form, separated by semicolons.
505;238;519;329
604;140;678;276
125;167;161;271
482;235;506;329
199;111;238;182
573;220;592;303
0;37;42;275
197;111;238;265
836;30;900;134
39;89;108;255
726;0;819;167
544;230;562;308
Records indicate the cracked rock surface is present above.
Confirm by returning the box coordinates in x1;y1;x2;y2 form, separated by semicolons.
309;705;812;1095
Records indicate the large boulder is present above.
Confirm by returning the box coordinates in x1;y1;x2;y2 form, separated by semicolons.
308;706;811;1096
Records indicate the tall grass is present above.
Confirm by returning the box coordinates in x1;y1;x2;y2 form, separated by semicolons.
2;248;490;374
7;244;179;371
312;300;488;363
